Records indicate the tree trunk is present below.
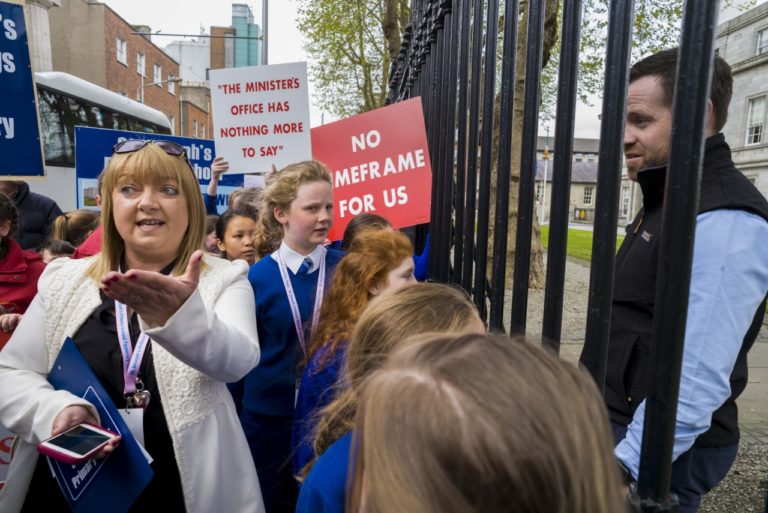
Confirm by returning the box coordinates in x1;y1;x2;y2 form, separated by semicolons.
382;0;402;64
487;0;559;291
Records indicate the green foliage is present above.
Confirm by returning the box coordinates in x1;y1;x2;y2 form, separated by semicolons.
296;0;409;118
540;0;755;120
539;225;624;262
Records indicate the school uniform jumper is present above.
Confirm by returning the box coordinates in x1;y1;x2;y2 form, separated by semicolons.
292;342;347;474
243;243;344;513
296;431;353;513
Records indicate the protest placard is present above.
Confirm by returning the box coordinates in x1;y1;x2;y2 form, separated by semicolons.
0;0;45;177
210;62;312;174
75;127;243;214
311;97;432;241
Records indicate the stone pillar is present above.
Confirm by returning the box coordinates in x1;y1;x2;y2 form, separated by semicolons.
23;0;61;73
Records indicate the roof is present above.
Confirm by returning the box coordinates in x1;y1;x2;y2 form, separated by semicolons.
534;161;598;183
536;136;599;154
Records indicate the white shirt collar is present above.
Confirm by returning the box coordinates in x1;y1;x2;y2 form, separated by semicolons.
272;241;326;274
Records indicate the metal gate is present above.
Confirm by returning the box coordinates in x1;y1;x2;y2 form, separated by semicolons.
386;0;721;511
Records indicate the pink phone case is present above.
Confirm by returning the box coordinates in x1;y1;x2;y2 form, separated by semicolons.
37;422;118;465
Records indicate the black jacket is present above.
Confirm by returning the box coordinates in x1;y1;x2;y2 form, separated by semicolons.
597;133;768;447
11;182;62;250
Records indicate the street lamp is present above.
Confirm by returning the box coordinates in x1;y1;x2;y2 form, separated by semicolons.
137;76;182;104
136;76;183;135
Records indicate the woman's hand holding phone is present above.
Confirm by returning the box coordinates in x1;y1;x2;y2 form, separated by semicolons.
43;406;121;463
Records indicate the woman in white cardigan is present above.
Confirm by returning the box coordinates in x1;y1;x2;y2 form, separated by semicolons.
0;140;264;513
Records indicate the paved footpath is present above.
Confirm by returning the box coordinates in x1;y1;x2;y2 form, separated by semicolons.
521;257;768;511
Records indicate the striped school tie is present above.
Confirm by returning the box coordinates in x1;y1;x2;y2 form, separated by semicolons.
298;257;313;274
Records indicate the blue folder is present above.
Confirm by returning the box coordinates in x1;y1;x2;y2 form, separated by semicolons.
46;338;153;513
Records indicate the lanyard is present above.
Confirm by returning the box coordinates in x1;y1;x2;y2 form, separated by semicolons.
276;248;326;356
115;301;150;396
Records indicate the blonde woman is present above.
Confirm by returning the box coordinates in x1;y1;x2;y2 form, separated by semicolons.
0;140;263;512
296;283;484;513
348;333;629;513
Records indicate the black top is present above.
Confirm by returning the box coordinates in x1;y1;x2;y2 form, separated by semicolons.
11;182;62;250
23;274;185;511
592;133;768;448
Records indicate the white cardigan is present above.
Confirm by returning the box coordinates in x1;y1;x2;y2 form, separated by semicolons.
0;255;265;513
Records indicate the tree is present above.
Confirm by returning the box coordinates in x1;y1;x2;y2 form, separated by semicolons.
541;0;755;121
296;0;410;118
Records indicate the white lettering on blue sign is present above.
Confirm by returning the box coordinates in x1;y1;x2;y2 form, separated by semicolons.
0;117;14;139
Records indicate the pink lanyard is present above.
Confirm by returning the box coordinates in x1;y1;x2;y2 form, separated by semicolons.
114;300;149;396
276;248;326;356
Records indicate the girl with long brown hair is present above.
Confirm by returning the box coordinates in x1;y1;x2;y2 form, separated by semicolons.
295;283;484;513
348;333;628;513
292;229;415;474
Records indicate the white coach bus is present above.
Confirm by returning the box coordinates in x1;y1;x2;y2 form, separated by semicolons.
29;71;172;210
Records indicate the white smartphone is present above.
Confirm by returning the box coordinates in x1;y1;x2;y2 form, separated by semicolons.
37;423;119;464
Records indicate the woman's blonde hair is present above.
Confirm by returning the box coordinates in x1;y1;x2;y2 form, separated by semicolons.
86;143;205;280
52;209;100;246
348;333;628;513
309;283;481;466
306;229;414;367
254;160;332;257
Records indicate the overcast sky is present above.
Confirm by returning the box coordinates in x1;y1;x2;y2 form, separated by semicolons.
100;0;763;138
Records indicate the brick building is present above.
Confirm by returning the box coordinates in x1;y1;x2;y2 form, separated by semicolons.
48;0;181;133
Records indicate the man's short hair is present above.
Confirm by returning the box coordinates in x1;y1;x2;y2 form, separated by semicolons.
629;48;733;133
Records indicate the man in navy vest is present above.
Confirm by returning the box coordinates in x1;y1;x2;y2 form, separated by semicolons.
584;48;768;512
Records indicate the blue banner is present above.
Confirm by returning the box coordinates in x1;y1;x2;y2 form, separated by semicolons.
74;126;244;214
0;0;45;177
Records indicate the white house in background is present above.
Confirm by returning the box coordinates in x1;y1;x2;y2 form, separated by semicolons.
716;2;768;198
533;136;638;226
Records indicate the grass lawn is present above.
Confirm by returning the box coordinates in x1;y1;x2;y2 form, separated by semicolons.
539;226;625;262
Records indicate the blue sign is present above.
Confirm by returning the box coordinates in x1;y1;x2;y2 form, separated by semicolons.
75;126;244;214
0;0;45;177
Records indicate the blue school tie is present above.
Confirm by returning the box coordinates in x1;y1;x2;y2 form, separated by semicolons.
298;257;313;275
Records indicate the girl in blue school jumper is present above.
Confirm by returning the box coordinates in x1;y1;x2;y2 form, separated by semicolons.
239;160;344;513
291;229;416;475
295;283;484;513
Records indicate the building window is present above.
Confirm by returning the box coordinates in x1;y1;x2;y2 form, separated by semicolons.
757;28;768;55
136;53;145;76
168;75;176;95
536;185;543;202
193;119;198;138
621;185;630;216
746;96;766;145
169;115;175;135
201;124;206;139
154;64;162;85
116;38;127;64
583;186;594;206
575;153;583;162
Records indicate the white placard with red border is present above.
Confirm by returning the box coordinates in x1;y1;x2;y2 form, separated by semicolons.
209;62;312;174
311;97;432;241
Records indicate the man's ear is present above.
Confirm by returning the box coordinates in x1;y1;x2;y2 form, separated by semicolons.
704;99;716;138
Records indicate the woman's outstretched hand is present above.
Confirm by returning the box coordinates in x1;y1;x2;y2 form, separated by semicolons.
100;250;204;327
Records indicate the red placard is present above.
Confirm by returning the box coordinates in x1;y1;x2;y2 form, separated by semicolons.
311;97;432;241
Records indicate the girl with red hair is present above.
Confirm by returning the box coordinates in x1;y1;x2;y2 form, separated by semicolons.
291;229;415;475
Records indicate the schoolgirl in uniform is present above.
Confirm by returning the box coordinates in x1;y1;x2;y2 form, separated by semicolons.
295;283;485;513
292;229;416;474
216;209;259;265
239;160;343;513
